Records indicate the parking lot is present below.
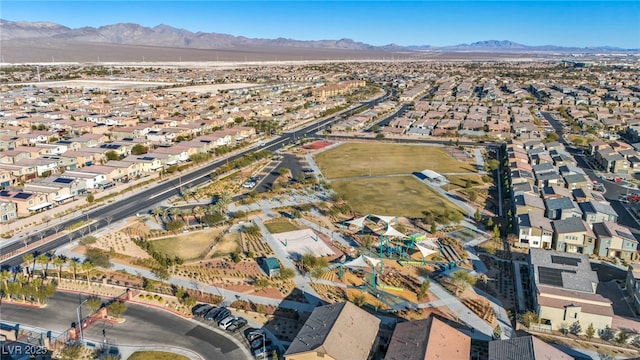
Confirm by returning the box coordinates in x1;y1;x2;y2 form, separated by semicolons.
192;304;278;359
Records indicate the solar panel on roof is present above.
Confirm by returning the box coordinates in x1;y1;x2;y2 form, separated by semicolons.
14;192;31;199
551;255;581;266
54;178;74;184
539;266;568;287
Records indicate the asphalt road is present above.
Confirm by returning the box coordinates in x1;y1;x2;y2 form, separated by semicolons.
0;291;247;359
1;93;389;268
542;111;640;231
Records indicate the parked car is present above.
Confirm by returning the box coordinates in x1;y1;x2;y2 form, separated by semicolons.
193;304;213;318
204;307;222;321
214;308;232;324
252;345;274;358
226;317;248;332
191;303;208;315
251;337;272;350
219;316;238;330
245;329;264;342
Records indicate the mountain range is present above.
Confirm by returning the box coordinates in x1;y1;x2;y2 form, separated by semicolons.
0;20;636;63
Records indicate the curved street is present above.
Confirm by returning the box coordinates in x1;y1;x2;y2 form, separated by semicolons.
0;291;250;360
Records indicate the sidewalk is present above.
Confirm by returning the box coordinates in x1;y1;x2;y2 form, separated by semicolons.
54;244;317;313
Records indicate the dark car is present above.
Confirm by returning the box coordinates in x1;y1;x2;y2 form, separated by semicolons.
193;304;213;318
191;303;207;315
244;328;264;342
214;308;231;324
226;317;248;332
203;307;222;321
251;337;272;350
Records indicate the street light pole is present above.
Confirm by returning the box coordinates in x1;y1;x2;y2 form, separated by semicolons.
76;297;89;343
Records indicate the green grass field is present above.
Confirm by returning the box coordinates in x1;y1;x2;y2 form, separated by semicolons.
314;143;475;179
264;220;300;234
151;228;223;260
128;351;189;360
445;174;484;190
331;176;463;218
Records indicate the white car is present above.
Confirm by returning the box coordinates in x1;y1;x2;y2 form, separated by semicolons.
219;316;237;330
242;182;256;189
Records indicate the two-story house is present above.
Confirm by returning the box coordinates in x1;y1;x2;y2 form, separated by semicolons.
552;217;596;255
593;221;638;261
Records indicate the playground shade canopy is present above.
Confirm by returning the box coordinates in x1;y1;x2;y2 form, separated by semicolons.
271;228;335;260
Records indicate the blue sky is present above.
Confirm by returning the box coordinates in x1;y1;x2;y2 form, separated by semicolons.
2;1;639;48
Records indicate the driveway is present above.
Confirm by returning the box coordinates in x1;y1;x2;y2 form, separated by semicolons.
0;291;249;360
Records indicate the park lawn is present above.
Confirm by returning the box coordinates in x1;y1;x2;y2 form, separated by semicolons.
150;227;224;261
331;176;463;218
211;233;241;257
128;351;189;360
314;143;475;179
445;174;484;190
264;220;300;234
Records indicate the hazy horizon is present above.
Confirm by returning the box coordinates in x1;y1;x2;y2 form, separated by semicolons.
2;1;639;49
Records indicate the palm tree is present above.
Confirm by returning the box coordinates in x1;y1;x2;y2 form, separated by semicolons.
193;206;205;224
181;207;193;224
68;258;80;282
0;270;12;290
215;192;232;215
169;207;182;221
15;274;28;301
151;207;164;223
22;253;34;278
52;256;67;283
35;254;50;278
81;261;95;286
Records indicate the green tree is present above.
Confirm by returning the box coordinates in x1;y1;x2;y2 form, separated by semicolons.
22;253;34;276
468;189;478;202
600;326;615;341
474;209;482;222
521;311;539;328
375;133;385;139
487;217;494;228
131;144;147;155
60;344;84;360
353;293;367;307
151;207;165;223
87;194;95;203
35;253;50;277
108;301;127;318
68;258;80;282
417;277;430;300
105;150;120;161
586;323;595;341
183;296;197;309
254;278;270;290
166;220;185;233
451;270;476;295
86;297;103;312
81;261;95;286
616;331;630;345
84;248;111;268
569;321;582;336
279;267;295;280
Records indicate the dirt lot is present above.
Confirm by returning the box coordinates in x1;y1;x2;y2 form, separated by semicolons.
151;227;224;261
92;231;151;260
